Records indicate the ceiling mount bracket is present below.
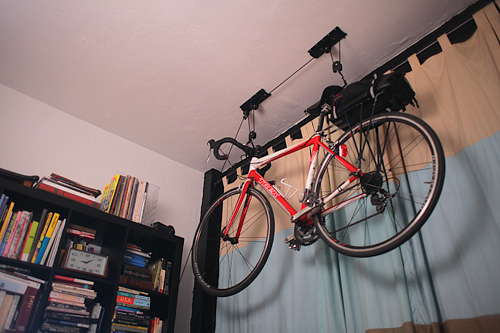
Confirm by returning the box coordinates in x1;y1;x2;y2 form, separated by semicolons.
308;27;347;59
240;89;271;119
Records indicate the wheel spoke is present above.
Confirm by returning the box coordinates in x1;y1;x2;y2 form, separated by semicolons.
314;113;444;257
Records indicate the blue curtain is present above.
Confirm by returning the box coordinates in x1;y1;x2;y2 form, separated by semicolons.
216;3;500;332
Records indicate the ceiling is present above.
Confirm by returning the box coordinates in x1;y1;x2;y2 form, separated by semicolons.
0;0;479;173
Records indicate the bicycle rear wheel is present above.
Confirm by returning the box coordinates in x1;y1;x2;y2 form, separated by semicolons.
313;112;445;257
192;186;274;297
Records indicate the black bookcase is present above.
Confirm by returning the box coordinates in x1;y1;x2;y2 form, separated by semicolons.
0;178;184;332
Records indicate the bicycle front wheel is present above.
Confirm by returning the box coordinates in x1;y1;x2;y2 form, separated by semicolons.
192;187;274;297
313;113;445;257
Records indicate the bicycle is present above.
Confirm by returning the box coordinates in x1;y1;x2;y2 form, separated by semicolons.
192;85;445;297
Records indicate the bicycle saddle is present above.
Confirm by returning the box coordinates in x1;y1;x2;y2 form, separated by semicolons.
305;85;343;115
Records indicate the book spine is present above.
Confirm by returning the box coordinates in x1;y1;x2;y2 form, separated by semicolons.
36;182;101;209
20;220;38;261
31;212;53;263
0;202;15;245
117;291;150;301
49;291;85;304
119;276;154;291
27;209;47;262
34;213;60;264
1;211;21;256
116;295;151;308
13;286;39;332
53;275;94;286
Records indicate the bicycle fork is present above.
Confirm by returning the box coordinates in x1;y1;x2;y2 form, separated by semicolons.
221;180;253;245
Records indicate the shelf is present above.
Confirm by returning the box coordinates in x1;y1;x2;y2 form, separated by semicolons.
0;178;183;333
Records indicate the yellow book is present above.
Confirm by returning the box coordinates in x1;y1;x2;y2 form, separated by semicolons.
100;174;121;213
33;213;60;264
31;212;53;263
42;213;60;241
0;202;15;242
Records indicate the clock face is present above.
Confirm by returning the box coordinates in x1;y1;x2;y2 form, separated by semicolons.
63;249;109;277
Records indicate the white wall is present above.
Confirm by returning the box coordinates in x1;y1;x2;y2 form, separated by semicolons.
0;84;202;333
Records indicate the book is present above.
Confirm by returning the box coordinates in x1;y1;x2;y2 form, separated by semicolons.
40;218;64;265
19;220;39;261
102;174;122;213
45;304;89;316
0;202;15;243
44;318;89;329
0;293;14;329
36;182;101;209
8;211;32;259
3;210;26;258
53;275;94;287
28;209;48;262
46;218;66;267
117;290;150;302
158;267;165;294
12;285;40;332
0;211;20;256
65;225;96;240
0;195;8;225
163;260;172;295
40;321;85;332
52;284;97;299
110;175;126;216
49;173;101;198
49;291;85;304
147;258;164;291
43;311;90;324
116;294;151;309
47;301;87;312
0;269;42;291
31;211;53;263
34;212;60;264
123;265;151;282
38;177;98;201
118;275;154;291
3;293;20;330
111;324;149;333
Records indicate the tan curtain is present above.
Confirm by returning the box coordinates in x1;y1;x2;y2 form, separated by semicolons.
403;1;500;160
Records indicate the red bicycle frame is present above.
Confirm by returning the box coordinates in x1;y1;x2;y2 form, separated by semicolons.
222;133;361;240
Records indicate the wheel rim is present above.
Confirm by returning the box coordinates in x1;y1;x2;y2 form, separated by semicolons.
314;113;444;256
192;187;274;296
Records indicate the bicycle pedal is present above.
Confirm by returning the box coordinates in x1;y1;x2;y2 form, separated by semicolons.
284;234;301;251
284;234;295;243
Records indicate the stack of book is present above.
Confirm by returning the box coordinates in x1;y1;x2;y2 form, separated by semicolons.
124;244;151;268
120;244;154;290
0;267;45;332
112;286;164;333
64;224;96;252
35;173;102;209
147;258;173;295
100;174;158;224
0;197;66;267
40;274;102;332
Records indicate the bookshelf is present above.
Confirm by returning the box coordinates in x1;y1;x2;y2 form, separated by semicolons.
0;178;184;332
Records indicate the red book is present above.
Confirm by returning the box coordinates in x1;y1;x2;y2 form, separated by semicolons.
36;183;101;209
53;275;94;289
13;286;39;332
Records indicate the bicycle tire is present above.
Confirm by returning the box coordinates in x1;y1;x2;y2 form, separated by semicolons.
192;186;274;297
313;112;445;257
